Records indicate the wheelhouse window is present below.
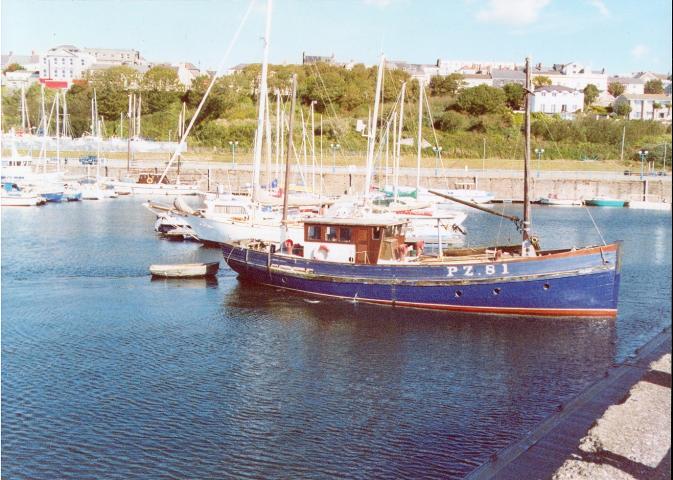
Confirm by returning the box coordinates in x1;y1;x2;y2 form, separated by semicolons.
372;227;382;240
339;227;352;242
326;226;338;242
307;225;322;241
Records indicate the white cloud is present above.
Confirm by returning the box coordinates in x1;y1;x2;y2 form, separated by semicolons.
588;0;609;17
475;0;551;26
631;44;649;59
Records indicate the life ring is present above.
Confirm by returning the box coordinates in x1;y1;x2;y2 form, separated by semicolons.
314;244;329;260
146;176;155;184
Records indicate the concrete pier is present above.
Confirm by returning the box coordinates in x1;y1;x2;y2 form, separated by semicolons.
466;326;672;480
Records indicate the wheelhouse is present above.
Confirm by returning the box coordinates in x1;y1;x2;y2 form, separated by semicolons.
296;218;407;264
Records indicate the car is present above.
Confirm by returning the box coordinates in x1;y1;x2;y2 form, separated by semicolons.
623;170;631;176
79;155;99;165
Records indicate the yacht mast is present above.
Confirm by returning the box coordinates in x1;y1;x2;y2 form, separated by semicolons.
251;0;273;203
523;56;532;242
416;79;424;193
395;82;406;204
364;54;385;200
281;74;298;243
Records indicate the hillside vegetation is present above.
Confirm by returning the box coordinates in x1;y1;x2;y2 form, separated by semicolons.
2;63;671;168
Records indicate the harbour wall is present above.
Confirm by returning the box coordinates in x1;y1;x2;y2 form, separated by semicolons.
71;165;672;202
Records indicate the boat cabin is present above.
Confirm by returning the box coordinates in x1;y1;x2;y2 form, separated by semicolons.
138;173;170;185
293;218;408;265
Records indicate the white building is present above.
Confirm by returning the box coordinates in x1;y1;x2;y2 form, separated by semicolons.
436;59;517;76
608;76;645;95
39;45;96;86
1;52;41;72
82;47;145;67
613;94;672;122
0;70;40;90
174;62;201;87
533;62;608;92
531;85;584;117
460;73;492;88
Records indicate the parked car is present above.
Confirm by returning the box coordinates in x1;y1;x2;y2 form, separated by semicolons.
79;155;99;165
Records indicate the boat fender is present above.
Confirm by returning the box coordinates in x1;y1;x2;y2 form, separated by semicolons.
146;176;155;184
415;240;425;256
283;239;293;253
495;249;503;260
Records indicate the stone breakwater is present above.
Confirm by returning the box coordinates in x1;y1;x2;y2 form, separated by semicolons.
66;163;672;202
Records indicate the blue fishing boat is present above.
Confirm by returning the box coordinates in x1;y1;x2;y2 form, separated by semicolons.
222;219;621;317
220;58;622;318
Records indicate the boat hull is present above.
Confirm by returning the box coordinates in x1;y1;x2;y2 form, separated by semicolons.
222;243;621;317
149;262;219;278
584;199;626;207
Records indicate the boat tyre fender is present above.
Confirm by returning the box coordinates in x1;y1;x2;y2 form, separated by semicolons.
283;239;293;253
146;176;155;184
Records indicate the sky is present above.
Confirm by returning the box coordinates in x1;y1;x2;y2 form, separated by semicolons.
1;0;671;76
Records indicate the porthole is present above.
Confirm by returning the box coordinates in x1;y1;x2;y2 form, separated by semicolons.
455;290;463;298
543;283;550;290
493;288;501;295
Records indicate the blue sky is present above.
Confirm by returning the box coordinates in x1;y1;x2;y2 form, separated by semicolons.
1;0;671;75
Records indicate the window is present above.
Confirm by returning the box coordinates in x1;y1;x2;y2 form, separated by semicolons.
372;227;382;240
326;226;338;242
307;225;322;241
339;228;352;242
81;60;85;66
551;104;556;113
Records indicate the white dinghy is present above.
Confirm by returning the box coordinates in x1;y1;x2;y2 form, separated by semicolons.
149;261;220;278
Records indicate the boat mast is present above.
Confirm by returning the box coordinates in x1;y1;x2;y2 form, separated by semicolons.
55;88;60;171
395;82;406;204
416;79;423;193
523;56;532;242
364;54;385;201
281;74;298;243
251;0;273;203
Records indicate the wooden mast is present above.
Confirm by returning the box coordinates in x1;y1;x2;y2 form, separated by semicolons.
523;56;532;242
281;74;298;246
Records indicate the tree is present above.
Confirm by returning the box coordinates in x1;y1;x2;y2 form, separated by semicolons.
142;65;182;113
652;102;662;120
88;66;142;120
583;84;600;107
502;83;525;110
428;73;464;96
607;82;625;97
454;85;506;115
644;79;664;94
614;101;631;118
434;111;467;132
533;75;552;87
2;63;25;73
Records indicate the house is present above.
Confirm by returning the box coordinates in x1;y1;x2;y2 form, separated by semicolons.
533;62;608;92
173;62;201;87
491;68;525;87
531;85;584;118
81;47;145;67
608;76;645;95
461;73;493;88
0;69;40;90
613;94;672;122
302;52;335;65
1;51;41;72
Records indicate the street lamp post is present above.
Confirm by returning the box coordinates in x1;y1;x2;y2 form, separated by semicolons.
229;141;239;169
638;149;649;179
432;146;442;176
535;148;545;178
330;143;340;173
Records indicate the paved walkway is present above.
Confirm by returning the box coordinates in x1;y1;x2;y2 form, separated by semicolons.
466;326;672;480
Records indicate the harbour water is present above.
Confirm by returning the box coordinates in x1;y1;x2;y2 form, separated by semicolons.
2;199;671;479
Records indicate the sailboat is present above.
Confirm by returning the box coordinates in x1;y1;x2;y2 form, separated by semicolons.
220;57;622;317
